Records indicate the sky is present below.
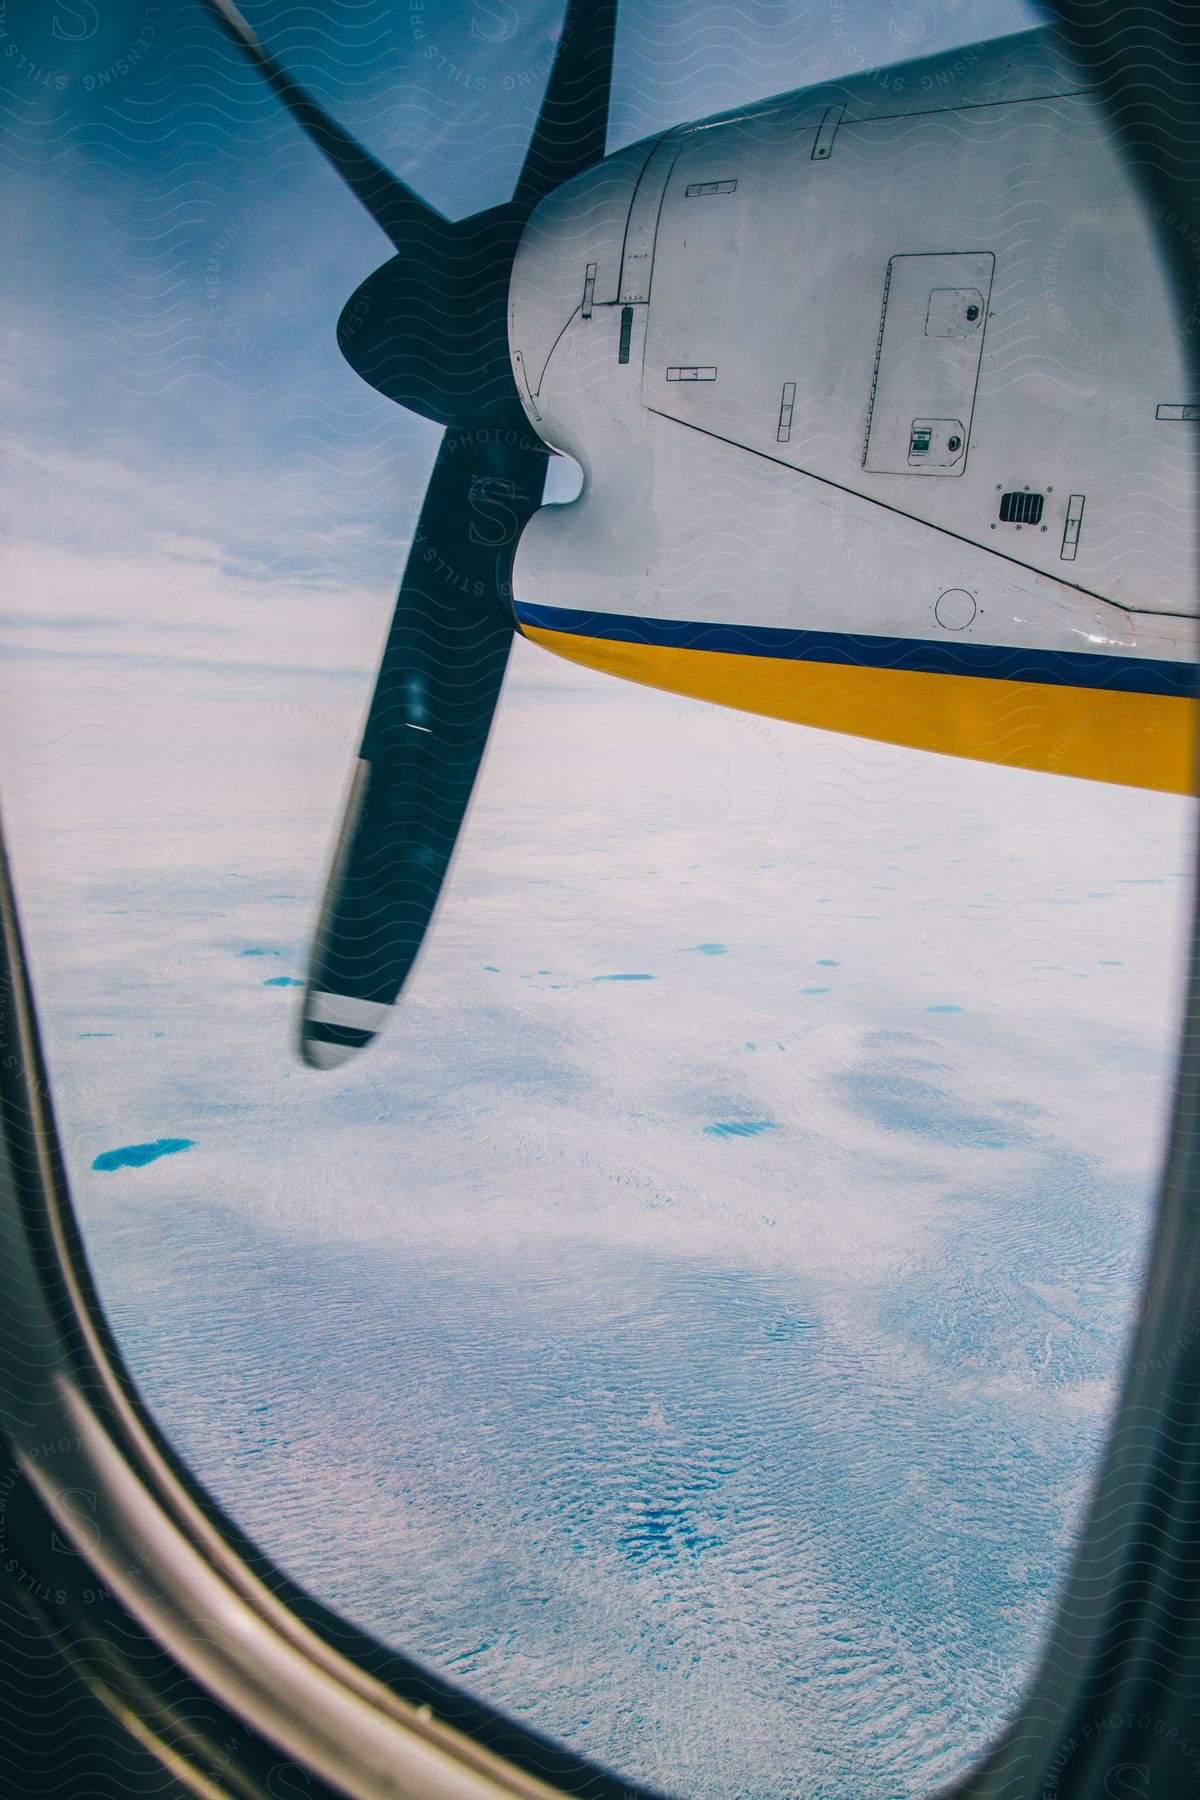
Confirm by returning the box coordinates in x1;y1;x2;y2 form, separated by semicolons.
0;0;1051;704
7;4;1200;1799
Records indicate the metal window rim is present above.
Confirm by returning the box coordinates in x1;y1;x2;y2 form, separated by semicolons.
0;5;1198;1799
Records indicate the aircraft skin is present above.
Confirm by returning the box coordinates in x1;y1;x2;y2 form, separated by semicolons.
508;27;1198;794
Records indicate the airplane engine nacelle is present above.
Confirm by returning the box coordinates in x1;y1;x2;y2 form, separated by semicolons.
507;27;1198;790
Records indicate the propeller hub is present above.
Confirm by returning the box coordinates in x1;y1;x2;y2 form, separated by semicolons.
336;202;530;432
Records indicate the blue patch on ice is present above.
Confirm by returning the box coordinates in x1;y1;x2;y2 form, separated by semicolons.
240;947;280;957
592;973;655;982
836;1043;1026;1150
483;965;500;972
92;1138;195;1173
618;1500;717;1566
263;976;303;987
764;1315;815;1340
816;959;840;967
799;986;830;995
681;943;726;956
1099;959;1123;966
704;1120;778;1139
79;1032;112;1038
927;1004;964;1014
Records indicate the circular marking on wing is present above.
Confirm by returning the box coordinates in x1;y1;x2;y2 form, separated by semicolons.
934;588;978;631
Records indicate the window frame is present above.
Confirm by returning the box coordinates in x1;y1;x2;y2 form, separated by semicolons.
1;4;1197;1797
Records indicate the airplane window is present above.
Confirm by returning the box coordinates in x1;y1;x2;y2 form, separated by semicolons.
1;2;1194;1797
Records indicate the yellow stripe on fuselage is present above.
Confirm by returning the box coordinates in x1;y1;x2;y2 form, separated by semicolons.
522;624;1197;795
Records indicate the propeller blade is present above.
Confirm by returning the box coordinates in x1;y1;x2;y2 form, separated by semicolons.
301;428;550;1070
514;0;619;206
206;1;622;1063
200;0;446;251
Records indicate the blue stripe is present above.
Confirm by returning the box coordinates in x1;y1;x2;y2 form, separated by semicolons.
514;603;1197;699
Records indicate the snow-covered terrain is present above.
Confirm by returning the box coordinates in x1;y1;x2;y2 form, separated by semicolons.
3;637;1191;1797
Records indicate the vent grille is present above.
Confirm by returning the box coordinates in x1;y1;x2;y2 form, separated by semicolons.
999;490;1044;525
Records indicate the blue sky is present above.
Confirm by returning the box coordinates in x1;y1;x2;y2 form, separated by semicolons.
0;0;1046;678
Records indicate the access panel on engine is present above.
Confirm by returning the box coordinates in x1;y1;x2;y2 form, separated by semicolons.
863;252;994;475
